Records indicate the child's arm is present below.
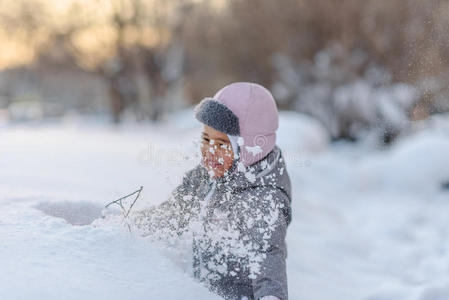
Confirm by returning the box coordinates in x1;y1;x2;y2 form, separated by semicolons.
131;166;203;239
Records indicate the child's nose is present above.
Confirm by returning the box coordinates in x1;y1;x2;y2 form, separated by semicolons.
205;146;215;160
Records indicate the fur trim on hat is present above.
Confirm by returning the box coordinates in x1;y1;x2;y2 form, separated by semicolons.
194;98;240;136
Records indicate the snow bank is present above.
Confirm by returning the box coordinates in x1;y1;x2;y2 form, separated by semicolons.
277;110;330;154
356;130;449;192
0;201;219;300
0;123;216;300
286;127;449;300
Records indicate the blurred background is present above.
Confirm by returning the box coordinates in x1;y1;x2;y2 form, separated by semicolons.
2;1;449;300
1;0;449;144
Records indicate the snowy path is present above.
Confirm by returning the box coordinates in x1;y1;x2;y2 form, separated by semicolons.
1;120;449;300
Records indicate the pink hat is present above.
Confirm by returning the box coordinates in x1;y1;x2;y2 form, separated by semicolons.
195;82;279;166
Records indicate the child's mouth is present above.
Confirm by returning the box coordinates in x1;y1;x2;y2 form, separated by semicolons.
207;160;221;169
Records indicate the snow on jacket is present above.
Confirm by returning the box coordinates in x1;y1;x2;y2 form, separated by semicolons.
133;145;291;300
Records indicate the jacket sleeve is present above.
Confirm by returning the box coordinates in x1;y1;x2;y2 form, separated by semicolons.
252;215;288;300
236;187;289;300
132;166;202;239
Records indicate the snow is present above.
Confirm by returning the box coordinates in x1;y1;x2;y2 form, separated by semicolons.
1;115;449;300
356;131;449;192
0;122;215;300
0;201;218;300
245;145;263;156
244;171;256;183
277;111;330;154
286;124;449;300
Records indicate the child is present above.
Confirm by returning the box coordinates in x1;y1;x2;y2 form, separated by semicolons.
133;82;292;300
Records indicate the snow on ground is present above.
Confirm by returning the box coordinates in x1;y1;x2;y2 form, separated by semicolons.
0;119;216;300
287;130;449;300
0;201;218;300
1;113;449;300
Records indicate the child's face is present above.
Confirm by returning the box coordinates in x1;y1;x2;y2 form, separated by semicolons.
200;125;234;178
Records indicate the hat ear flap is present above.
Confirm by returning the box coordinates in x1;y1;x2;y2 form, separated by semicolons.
227;135;240;161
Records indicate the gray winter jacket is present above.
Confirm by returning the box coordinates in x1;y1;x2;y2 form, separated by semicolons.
133;145;292;300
